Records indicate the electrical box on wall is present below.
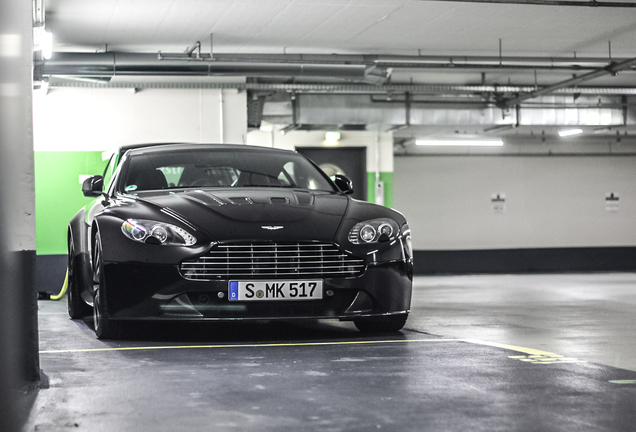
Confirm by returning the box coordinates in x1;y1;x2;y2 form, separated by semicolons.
375;181;384;206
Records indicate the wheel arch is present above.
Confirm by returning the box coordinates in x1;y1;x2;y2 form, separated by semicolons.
68;208;88;257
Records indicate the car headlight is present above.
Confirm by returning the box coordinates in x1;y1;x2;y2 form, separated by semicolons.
121;219;196;246
402;224;413;259
348;218;399;244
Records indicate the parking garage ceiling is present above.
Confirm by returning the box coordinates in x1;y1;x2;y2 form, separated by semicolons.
39;0;636;144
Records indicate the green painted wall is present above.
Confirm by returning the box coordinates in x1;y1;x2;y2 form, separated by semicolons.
35;151;107;255
367;172;393;208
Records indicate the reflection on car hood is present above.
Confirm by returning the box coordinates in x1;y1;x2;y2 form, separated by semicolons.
131;188;349;242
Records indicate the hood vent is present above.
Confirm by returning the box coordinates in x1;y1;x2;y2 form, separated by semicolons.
193;190;227;206
229;197;255;205
293;191;314;205
269;197;289;205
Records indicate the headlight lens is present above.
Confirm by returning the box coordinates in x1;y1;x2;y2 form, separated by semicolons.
121;219;196;246
348;218;399;244
402;224;413;259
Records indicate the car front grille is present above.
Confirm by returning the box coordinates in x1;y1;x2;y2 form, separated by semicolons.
180;242;365;280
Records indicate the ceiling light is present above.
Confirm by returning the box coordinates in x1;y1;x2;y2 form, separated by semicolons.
33;25;53;59
558;128;583;137
323;131;341;147
325;131;341;142
42;30;53;60
415;139;503;147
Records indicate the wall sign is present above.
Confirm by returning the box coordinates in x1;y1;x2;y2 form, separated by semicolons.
491;193;506;213
606;192;619;213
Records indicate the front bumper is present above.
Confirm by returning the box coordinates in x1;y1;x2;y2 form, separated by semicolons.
102;260;412;321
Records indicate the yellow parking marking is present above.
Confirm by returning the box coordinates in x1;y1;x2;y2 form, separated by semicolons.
462;339;586;364
508;354;585;364
462;339;556;356
40;338;464;354
39;337;577;362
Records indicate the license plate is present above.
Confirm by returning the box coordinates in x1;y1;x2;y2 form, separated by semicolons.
229;280;323;301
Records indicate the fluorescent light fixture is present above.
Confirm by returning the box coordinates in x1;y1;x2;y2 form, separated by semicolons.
33;26;53;59
325;131;341;142
323;131;341;146
558;128;583;137
42;30;53;59
415;139;503;147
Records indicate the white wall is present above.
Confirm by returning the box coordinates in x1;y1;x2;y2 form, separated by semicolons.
394;154;636;250
33;86;247;151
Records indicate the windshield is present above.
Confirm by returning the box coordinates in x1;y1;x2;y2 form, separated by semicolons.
119;148;336;193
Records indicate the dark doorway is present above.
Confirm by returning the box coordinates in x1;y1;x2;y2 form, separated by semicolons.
296;147;367;201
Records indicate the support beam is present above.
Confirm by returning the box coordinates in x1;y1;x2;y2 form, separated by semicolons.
0;0;40;430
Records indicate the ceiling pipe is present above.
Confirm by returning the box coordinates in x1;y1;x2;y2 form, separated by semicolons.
40;52;635;80
32;0;44;25
160;52;629;67
502;57;636;107
40;52;374;79
415;0;636;7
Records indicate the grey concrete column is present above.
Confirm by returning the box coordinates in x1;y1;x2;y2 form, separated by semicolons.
0;0;40;430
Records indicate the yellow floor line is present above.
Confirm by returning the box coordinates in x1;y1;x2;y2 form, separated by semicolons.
40;338;466;354
39;337;555;356
462;339;557;356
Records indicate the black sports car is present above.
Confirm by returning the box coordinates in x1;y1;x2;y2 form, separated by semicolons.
67;143;413;338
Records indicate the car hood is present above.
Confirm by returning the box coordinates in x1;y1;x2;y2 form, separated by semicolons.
129;188;350;243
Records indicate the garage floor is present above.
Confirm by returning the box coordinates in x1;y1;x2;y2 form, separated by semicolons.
31;273;636;431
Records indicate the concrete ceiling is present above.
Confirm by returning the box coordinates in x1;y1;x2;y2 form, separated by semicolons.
45;0;636;58
41;0;636;144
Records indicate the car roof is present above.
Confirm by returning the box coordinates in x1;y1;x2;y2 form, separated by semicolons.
120;143;296;158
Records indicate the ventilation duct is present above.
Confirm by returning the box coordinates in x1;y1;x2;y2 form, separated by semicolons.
40;52;378;80
261;93;634;129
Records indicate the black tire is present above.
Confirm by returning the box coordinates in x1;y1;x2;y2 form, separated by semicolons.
67;237;91;319
92;234;124;339
354;313;408;333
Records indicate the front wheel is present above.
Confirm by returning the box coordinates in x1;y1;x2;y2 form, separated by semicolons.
92;233;123;339
354;313;408;333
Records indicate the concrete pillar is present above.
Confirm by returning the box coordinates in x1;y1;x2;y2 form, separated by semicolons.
0;0;40;430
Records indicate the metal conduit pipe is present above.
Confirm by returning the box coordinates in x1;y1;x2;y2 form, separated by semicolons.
503;57;636;107
161;53;628;67
40;52;636;79
41;52;372;79
415;0;636;7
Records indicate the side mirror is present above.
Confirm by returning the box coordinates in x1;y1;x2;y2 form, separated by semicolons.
82;175;104;197
332;174;354;195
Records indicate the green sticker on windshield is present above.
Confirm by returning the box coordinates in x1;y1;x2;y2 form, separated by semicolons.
125;185;138;192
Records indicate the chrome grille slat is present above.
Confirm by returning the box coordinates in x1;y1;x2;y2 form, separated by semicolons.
185;261;361;266
181;263;364;270
198;255;355;260
180;242;365;280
